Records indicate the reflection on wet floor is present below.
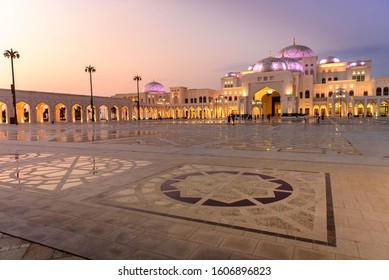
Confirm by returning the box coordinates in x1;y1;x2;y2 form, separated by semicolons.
0;129;66;141
52;130;168;143
0;121;362;155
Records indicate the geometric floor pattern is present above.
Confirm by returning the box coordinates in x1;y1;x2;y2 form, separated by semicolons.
89;164;336;246
0;153;150;193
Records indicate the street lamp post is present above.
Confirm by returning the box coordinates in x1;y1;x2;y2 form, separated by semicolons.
133;75;142;120
4;49;20;125
85;65;96;122
336;88;346;117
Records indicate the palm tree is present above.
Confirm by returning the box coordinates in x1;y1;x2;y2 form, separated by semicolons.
85;65;96;122
133;75;142;120
4;49;20;124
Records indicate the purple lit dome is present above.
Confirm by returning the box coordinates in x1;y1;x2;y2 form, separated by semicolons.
319;55;340;64
253;56;287;72
280;56;303;72
278;43;315;59
143;81;166;94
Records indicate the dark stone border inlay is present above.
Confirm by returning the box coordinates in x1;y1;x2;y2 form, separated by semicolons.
86;170;336;248
160;171;294;207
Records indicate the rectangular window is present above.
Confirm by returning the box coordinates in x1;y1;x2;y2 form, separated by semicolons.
363;91;368;96
305;108;310;115
264;76;268;81
315;93;320;98
185;98;188;104
270;76;274;80
190;98;193;103
300;92;303;99
321;93;325;98
257;77;262;81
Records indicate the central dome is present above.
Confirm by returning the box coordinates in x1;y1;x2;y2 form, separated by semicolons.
280;56;303;72
253;56;287;72
278;43;315;59
143;81;165;94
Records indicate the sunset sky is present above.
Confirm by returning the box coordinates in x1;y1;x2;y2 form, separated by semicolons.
1;0;389;96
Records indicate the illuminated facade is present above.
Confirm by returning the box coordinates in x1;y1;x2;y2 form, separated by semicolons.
1;41;388;124
117;41;389;120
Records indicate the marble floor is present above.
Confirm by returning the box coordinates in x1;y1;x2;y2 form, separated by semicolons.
0;117;388;259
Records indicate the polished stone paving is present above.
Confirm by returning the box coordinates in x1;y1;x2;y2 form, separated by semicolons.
0;117;389;259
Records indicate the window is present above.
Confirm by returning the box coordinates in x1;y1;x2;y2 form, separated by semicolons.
363;91;368;96
376;87;382;96
199;96;203;103
349;90;354;96
300;92;303;99
334;77;338;81
185;98;188;104
234;96;238;101
354;72;365;81
257;77;262;81
270;76;274;80
228;96;232;101
305;108;310;115
305;90;310;98
328;78;332;81
321;93;325;98
194;98;197;103
322;78;326;84
190;98;193;103
329;91;333;97
305;70;309;75
264;76;268;81
316;93;320;98
310;70;314;75
384;87;389;96
203;96;207;102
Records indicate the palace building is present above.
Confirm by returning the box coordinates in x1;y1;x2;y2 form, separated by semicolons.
117;40;389;120
1;40;388;124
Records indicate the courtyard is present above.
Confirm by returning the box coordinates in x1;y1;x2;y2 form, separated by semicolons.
0;117;389;259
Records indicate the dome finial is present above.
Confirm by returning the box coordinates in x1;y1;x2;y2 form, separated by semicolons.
293;37;296;45
269;50;272;57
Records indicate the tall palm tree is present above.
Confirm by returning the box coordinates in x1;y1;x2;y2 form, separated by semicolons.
85;65;96;122
4;49;20;125
133;75;142;120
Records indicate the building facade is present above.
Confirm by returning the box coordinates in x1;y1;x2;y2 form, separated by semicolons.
116;41;389;120
1;41;388;124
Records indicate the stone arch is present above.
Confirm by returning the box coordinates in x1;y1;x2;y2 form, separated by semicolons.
99;105;109;121
320;105;327;116
85;105;97;122
367;102;377;117
313;105;320;116
355;102;364;116
72;104;83;122
252;87;281;116
16;101;31;124
55;103;67;122
0;102;8;124
110;105;119;121
36;102;51;123
380;100;388;116
122;106;129;120
175;107;182;118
